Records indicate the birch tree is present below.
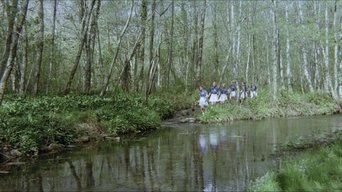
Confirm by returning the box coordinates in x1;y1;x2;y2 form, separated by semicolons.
0;0;29;104
324;1;335;97
298;2;314;92
46;0;57;94
285;2;293;92
64;0;96;95
271;0;278;100
32;0;44;95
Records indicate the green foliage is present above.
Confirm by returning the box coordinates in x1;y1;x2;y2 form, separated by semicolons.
1;113;77;155
250;140;342;191
248;172;280;192
1;93;183;156
198;89;338;123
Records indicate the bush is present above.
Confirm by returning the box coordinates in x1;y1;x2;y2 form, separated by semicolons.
1;94;181;156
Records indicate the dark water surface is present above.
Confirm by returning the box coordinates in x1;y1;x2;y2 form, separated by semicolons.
1;115;341;192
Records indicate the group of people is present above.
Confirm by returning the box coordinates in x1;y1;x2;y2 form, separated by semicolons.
198;81;257;112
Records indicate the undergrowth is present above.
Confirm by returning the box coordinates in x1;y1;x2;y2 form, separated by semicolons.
248;139;342;191
198;89;338;123
0;92;192;156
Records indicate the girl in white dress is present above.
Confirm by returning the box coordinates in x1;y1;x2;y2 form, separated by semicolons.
208;81;219;104
218;83;228;103
198;85;208;112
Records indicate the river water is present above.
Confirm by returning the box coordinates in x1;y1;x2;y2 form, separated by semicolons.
0;115;341;191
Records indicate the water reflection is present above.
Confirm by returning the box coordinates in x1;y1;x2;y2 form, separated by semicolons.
0;115;341;191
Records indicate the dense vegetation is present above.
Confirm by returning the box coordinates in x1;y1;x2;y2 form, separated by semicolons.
249;131;342;191
0;1;341;103
198;88;339;123
0;91;193;157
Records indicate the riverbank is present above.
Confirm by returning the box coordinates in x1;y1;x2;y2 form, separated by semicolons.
197;89;340;123
0;92;194;167
248;129;342;191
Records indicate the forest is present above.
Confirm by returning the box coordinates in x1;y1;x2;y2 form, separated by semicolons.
0;0;341;101
1;1;342;191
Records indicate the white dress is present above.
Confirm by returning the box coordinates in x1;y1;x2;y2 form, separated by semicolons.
209;94;219;104
199;97;208;108
219;94;227;102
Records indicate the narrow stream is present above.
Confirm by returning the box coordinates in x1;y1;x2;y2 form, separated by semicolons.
1;115;341;191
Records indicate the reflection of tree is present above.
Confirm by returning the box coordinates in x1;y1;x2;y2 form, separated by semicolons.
166;135;174;191
67;160;82;192
193;128;204;191
85;159;95;189
38;173;43;192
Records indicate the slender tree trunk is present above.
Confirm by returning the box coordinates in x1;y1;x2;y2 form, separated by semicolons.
195;0;206;86
166;0;174;86
298;2;314;92
236;1;242;77
100;0;133;96
0;0;29;104
285;3;293;93
120;32;142;92
136;0;147;92
266;34;271;85
314;1;323;91
145;0;156;99
230;1;237;79
333;0;340;97
324;1;335;97
1;0;18;80
313;43;321;90
84;0;101;94
19;22;28;95
96;24;104;91
192;1;199;86
32;0;44;96
180;2;190;91
46;0;57;94
271;0;278;100
213;2;220;80
64;0;96;95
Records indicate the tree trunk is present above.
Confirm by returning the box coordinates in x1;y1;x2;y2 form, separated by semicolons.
19;22;28;95
213;1;220;80
136;0;147;92
333;0;340;97
285;3;293;93
32;0;44;96
84;0;101;94
166;0;174;86
324;1;335;97
0;0;18;81
271;0;278;100
0;0;29;104
120;32;142;92
100;0;134;96
64;0;96;95
192;1;199;87
298;2;314;92
145;0;156;100
46;0;57;94
195;0;207;86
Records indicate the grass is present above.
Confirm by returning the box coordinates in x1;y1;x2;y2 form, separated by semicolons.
248;132;342;192
198;88;339;123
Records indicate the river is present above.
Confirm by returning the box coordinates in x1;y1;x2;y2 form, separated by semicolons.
0;115;341;191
